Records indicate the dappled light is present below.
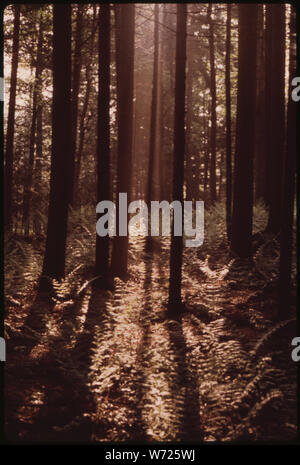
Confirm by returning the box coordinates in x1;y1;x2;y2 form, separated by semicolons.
4;3;297;443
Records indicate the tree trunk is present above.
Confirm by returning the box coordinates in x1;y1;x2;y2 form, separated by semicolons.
69;4;84;206
39;4;72;289
279;8;296;319
265;4;286;234
225;3;232;240
254;4;266;204
4;5;20;232
207;4;217;204
158;4;167;202
146;4;159;252
95;4;111;284
33;92;43;237
168;3;187;313
231;4;257;258
22;10;44;238
111;4;135;279
185;49;194;202
74;6;97;207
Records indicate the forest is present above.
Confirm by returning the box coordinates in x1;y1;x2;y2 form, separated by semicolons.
3;3;298;442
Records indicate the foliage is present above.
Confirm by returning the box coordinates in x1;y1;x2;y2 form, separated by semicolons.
5;203;297;440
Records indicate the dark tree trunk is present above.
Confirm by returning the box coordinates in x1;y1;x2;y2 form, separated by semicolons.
158;4;167;202
22;11;44;238
168;4;187;313
4;5;20;232
231;4;257;258
254;4;267;203
69;4;84;206
185;50;194;202
264;6;272;207
279;8;296;319
146;4;159;252
225;3;232;241
207;4;217;204
111;4;135;279
39;4;72;289
95;4;111;284
265;4;286;234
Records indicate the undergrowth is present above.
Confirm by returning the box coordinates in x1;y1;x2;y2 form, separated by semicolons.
5;200;297;442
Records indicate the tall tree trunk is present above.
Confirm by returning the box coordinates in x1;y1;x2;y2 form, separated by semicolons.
4;5;20;232
207;4;217;204
111;4;135;279
265;4;286;234
168;3;187;313
39;4;72;289
74;68;91;207
225;3;232;240
185;49;194;202
162;4;176;203
264;6;272;207
146;4;159;252
254;4;266;203
33;93;43;237
279;8;296;319
69;4;84;206
74;5;97;207
22;10;44;238
158;4;167;202
231;4;257;258
95;4;110;284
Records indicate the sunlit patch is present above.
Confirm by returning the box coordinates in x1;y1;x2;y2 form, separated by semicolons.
88;278;145;441
17;387;45;424
141;322;184;441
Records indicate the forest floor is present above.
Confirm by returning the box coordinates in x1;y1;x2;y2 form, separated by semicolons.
4;203;297;442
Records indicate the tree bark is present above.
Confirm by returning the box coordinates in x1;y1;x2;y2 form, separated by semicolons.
225;3;232;240
231;4;257;258
74;5;97;207
5;5;21;232
111;4;135;279
39;4;72;289
33;91;43;237
265;4;286;234
254;4;266;204
69;4;84;206
95;4;111;284
146;4;159;252
185;49;194;202
168;3;187;313
22;10;44;238
207;4;217;204
279;8;296;319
